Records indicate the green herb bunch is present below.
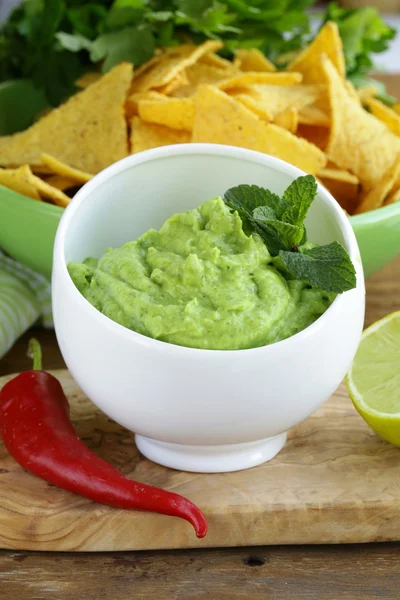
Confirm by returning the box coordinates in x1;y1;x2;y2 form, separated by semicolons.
0;0;395;106
224;175;356;294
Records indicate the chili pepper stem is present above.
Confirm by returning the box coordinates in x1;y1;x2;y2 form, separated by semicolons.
28;338;43;371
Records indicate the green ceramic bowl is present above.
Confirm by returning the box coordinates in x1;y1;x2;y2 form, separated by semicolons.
0;79;400;280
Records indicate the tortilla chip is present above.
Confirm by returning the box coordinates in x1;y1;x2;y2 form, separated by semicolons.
234;49;276;73
0;63;132;174
132;53;165;81
0;166;40;200
29;173;71;207
138;97;195;132
394;102;400;116
298;105;330;126
156;70;189;95
385;187;400;205
344;80;361;104
41;153;93;184
357;85;379;101
75;72;102;89
131;117;190;153
199;52;233;69
192;85;326;174
171;63;234;98
355;160;400;214
286;22;345;83
274;107;298;133
130;41;223;93
230;83;324;121
233;93;273;121
322;56;400;189
296;124;330;149
29;164;53;175
219;71;302;90
365;98;400;136
318;168;359;213
45;174;77;191
125;91;165;118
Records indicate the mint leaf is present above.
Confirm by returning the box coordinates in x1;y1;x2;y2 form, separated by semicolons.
279;242;357;293
253;207;304;248
281;174;317;227
252;205;277;222
224;184;285;220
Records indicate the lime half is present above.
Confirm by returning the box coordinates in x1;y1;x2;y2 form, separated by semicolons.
346;311;400;446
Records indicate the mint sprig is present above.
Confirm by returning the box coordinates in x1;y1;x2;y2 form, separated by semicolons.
223;175;356;294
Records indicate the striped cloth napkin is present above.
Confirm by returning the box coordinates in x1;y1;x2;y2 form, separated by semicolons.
0;251;52;360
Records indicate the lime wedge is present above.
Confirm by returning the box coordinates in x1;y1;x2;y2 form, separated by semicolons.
346;311;400;446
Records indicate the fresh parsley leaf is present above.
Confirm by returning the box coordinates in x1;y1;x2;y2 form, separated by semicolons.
281;174;317;226
279;242;357;293
323;3;395;81
55;32;93;53
224;184;285;220
91;25;155;72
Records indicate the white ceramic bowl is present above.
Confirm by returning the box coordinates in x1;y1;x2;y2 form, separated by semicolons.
52;145;365;473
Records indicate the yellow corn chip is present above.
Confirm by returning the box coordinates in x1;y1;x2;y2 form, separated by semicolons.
29;173;71;207
231;83;324;120
357;85;379;101
172;63;234;98
75;72;102;89
0;166;40;200
156;70;189;95
131;117;190;153
296;124;330;149
192;85;326;174
318;168;359;213
199;52;233;69
318;167;359;184
355;160;400;214
125;91;165;118
219;71;302;90
29;164;53;175
385;187;400;205
322;56;400;189
234;49;276;73
274;107;298;133
41;153;93;184
394;102;400;116
298;105;330;126
45;174;77;191
233;94;273;120
132;53;165;81
130;41;223;93
0;63;132;174
287;22;345;83
138;97;195;131
344;80;361;104
365;98;400;136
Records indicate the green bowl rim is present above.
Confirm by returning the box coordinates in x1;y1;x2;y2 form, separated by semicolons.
0;184;64;217
349;199;400;226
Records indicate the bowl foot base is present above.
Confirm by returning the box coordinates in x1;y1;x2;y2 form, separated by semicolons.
135;432;287;473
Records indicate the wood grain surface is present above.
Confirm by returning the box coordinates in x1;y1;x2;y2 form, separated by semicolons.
1;371;400;552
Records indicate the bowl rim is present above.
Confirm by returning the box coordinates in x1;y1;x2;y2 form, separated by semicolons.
350;199;400;227
53;143;364;356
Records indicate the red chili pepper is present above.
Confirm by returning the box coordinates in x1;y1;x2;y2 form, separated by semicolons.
0;340;207;538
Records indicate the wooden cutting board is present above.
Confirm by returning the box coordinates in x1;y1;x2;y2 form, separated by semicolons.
1;369;400;552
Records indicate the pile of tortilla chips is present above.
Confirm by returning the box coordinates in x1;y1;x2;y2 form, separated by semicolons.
1;24;400;214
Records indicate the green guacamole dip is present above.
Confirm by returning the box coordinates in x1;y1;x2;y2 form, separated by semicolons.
68;197;335;350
